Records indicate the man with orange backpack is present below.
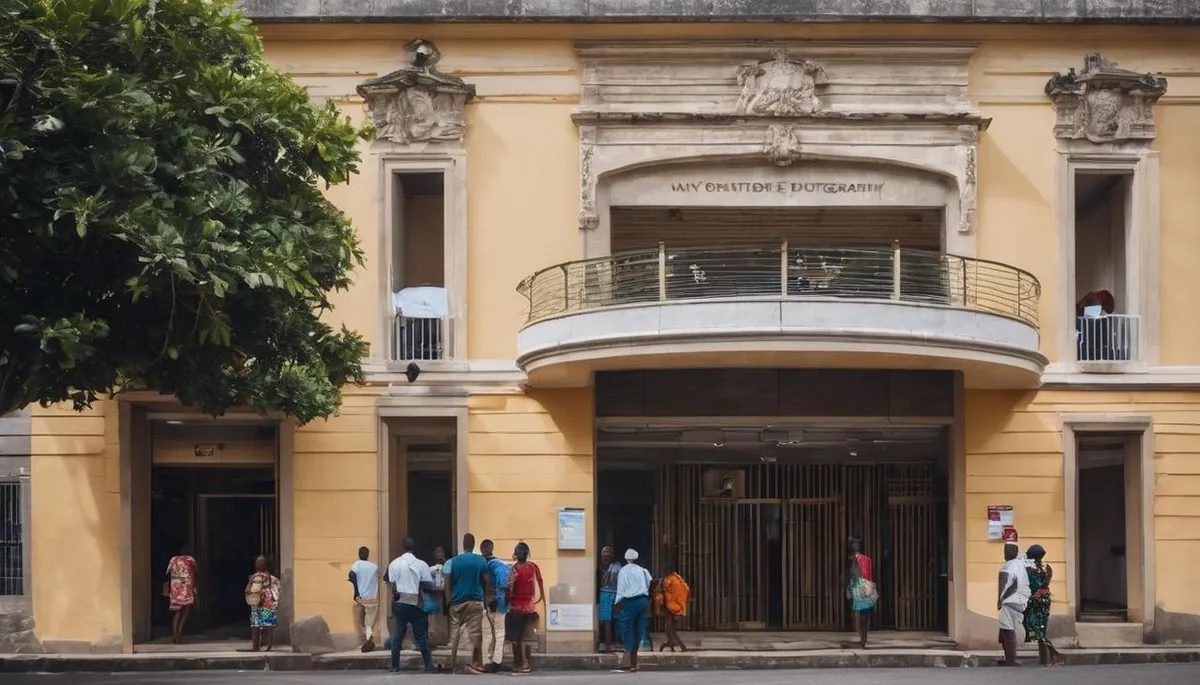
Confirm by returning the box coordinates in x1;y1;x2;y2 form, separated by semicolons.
652;562;689;652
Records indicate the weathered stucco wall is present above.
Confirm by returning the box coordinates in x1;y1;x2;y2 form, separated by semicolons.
467;389;594;650
964;389;1200;648
291;389;381;641
29;403;124;652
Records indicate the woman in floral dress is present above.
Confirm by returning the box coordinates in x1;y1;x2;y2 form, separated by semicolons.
244;555;281;652
165;545;197;644
1023;544;1065;666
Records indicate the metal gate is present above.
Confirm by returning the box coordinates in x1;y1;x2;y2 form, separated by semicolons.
657;463;943;632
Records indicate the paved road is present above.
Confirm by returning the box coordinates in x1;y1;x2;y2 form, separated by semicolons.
6;664;1198;684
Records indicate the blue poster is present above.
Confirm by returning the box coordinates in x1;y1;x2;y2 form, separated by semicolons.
557;508;586;551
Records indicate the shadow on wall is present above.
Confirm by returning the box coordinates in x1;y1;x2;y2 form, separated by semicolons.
1151;608;1200;645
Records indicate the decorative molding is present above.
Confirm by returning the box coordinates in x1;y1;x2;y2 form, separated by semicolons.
763;125;802;166
356;39;476;145
579;125;599;230
957;127;978;236
572;42;985;250
1045;53;1168;144
734;50;827;117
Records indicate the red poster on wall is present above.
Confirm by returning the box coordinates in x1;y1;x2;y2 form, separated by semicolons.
987;505;1014;541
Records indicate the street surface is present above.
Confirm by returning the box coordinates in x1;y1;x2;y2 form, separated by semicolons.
5;664;1198;684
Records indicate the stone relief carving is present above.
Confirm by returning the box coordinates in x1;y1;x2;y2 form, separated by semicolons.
734;49;828;116
356;39;476;145
578;125;599;230
763;125;802;166
1045;53;1167;144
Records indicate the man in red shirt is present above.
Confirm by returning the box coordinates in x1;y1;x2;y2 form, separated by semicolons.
505;542;546;674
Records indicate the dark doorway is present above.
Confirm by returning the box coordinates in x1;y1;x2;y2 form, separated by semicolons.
1077;439;1129;622
150;466;277;639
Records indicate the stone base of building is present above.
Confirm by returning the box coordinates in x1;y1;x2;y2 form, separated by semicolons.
4;646;1200;673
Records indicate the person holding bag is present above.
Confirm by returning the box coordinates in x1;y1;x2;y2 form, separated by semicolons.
243;555;280;652
847;537;877;650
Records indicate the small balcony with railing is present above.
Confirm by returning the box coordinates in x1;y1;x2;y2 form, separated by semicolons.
391;287;453;363
1075;291;1140;368
515;242;1046;389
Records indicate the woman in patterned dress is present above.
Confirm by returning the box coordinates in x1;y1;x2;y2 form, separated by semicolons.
244;555;281;652
165;545;197;644
1023;544;1065;666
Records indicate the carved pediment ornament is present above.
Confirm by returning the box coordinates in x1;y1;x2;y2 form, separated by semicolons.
735;49;828;116
356;39;476;145
763;125;802;166
1045;53;1167;144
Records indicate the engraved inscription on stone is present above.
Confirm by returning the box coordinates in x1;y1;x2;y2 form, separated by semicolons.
669;181;885;195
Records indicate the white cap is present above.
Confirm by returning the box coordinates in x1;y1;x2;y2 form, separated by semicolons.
624;548;639;561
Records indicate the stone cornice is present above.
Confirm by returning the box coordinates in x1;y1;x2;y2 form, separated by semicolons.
572;110;992;130
240;1;1200;25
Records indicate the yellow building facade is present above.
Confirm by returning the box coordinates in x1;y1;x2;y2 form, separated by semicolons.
20;8;1200;655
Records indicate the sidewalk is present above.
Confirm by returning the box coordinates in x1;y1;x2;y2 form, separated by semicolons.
3;646;1200;673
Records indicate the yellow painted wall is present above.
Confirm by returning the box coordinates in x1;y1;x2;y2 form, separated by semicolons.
151;440;274;466
263;29;1200;366
965;389;1200;645
30;403;124;649
466;389;594;640
290;389;382;637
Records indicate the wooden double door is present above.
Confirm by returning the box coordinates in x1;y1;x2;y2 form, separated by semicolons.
655;463;944;632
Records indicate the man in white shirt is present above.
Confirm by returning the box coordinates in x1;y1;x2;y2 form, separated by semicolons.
386;537;436;673
614;549;653;673
348;546;380;652
997;542;1031;666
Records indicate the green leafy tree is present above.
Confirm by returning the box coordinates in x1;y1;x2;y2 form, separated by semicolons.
0;0;371;423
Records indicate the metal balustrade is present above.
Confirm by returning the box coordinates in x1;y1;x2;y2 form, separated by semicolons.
517;241;1041;329
393;315;452;362
1076;314;1139;363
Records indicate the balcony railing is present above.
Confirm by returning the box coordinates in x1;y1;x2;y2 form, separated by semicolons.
1076;314;1139;363
517;242;1041;328
393;315;452;362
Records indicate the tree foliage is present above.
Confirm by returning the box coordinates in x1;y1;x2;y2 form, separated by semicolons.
0;0;372;423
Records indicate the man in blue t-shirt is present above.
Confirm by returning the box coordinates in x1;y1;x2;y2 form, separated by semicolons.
443;533;490;674
480;539;510;672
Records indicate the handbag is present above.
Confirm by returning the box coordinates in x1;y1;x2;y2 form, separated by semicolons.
246;580;264;607
422;591;439;614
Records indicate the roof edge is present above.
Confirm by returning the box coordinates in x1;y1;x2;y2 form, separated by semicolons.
240;1;1200;25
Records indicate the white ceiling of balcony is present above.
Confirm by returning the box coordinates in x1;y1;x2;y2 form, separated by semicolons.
610;206;942;253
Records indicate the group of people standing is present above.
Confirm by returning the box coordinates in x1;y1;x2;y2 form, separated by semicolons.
998;540;1065;667
354;534;546;675
597;546;691;672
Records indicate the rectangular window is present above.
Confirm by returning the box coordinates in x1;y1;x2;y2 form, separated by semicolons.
0;480;23;596
1073;172;1137;364
391;172;449;362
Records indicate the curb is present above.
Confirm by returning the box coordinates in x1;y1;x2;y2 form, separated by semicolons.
2;648;1199;673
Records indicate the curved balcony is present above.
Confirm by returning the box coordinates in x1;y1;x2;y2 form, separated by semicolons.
516;244;1046;389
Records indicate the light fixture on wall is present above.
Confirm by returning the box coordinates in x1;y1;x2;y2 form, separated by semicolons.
405;362;421;383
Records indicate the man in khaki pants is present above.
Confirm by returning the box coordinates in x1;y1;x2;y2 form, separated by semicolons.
349;546;380;651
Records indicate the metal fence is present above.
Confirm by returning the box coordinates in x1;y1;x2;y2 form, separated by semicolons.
517;242;1041;328
1077;314;1139;363
0;480;23;596
392;315;452;362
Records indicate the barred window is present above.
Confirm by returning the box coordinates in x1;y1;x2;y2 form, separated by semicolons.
0;481;22;595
